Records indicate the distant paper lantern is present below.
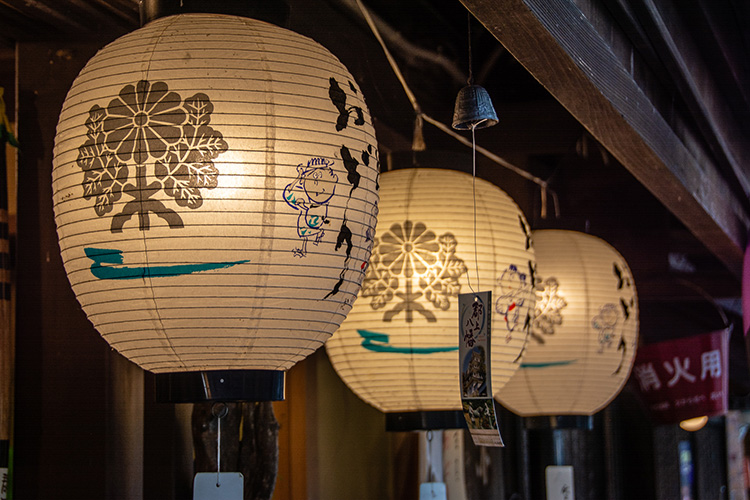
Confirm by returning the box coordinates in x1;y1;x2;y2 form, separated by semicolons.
52;14;379;389
327;168;535;418
496;230;638;416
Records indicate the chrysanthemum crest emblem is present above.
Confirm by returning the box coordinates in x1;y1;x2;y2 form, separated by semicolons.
530;276;568;343
76;79;228;232
361;220;467;322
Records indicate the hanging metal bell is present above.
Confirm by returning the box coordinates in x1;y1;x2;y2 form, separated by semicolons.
452;84;498;130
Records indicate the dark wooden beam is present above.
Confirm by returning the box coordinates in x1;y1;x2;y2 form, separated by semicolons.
0;0;89;33
622;0;750;199
460;0;750;277
0;0;137;40
635;273;741;302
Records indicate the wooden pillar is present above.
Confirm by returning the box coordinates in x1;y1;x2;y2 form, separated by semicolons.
143;375;193;500
15;39;145;499
272;361;308;500
524;416;607;500
105;353;144;499
15;40;106;499
0;83;16;497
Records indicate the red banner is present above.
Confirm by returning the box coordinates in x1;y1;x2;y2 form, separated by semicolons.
632;329;729;425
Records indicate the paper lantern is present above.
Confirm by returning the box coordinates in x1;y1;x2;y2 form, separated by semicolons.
51;13;379;397
326;167;535;422
495;230;639;416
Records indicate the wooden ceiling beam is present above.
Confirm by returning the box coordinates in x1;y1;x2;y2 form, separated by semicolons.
0;0;89;33
624;0;750;198
461;0;750;277
0;0;137;40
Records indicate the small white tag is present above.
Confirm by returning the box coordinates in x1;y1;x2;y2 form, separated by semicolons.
545;466;574;500
419;482;447;500
193;472;243;500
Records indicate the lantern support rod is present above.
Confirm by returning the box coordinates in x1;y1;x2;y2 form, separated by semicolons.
354;0;559;218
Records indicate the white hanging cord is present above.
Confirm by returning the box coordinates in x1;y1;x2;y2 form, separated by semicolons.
420;113;547;186
354;0;559;219
473;125;481;281
466;124;480;294
212;402;228;487
426;430;434;482
217;411;221;487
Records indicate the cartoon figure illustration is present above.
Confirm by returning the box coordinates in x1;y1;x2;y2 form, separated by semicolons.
495;264;532;342
283;157;338;257
592;303;620;352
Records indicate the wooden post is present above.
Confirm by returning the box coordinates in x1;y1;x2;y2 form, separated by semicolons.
0;86;17;499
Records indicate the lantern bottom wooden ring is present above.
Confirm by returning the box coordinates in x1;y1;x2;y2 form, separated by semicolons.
154;369;285;403
385;411;467;432
524;415;594;430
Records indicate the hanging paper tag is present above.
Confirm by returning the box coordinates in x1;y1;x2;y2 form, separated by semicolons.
459;291;504;447
193;472;243;500
420;482;448;500
545;466;575;500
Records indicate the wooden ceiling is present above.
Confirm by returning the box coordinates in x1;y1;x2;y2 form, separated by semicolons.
1;0;749;388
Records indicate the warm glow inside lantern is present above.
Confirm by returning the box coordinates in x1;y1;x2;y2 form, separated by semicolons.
52;13;379;396
495;229;639;416
326;168;535;421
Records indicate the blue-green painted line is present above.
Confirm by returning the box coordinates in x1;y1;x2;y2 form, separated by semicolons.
358;329;459;354
85;247;249;280
520;360;577;369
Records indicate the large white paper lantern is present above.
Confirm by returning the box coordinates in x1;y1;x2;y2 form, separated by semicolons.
495;230;639;416
52;13;379;396
326;168;535;422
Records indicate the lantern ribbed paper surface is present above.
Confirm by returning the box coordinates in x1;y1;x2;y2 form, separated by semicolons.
326;168;535;413
52;14;379;374
495;230;638;416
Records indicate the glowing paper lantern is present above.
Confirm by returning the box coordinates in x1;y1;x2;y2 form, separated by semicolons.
495;230;638;416
52;14;379;396
326;168;535;421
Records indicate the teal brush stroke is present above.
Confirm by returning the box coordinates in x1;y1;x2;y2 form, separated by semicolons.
85;247;249;280
520;360;578;369
358;329;459;354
